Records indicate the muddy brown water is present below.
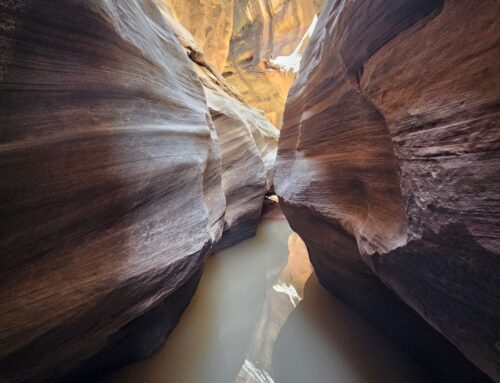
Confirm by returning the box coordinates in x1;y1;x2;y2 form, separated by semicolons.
103;208;430;383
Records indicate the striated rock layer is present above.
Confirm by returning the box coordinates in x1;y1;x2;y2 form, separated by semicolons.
206;88;279;248
161;0;234;73
0;0;276;382
276;0;500;381
223;0;327;127
161;0;327;128
158;5;280;248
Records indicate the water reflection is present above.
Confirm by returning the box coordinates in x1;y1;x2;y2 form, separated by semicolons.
103;207;430;383
272;281;301;307
236;232;312;383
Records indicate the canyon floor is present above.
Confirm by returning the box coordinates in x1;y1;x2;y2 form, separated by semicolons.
102;204;432;383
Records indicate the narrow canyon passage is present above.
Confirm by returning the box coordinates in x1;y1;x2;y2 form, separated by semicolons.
1;1;498;382
103;204;431;383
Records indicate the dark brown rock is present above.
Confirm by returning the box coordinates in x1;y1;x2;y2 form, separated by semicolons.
276;0;500;381
0;0;281;381
60;267;203;383
0;1;226;382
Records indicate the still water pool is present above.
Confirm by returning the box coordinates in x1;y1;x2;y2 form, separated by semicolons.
104;207;430;383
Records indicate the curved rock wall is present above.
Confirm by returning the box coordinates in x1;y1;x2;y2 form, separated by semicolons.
223;0;327;127
158;0;328;128
206;89;273;248
276;0;500;381
159;0;234;72
0;1;276;382
158;5;280;248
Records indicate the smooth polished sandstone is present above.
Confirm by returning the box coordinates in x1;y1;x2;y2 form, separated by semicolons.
0;1;275;381
158;5;280;247
275;0;500;381
0;1;225;380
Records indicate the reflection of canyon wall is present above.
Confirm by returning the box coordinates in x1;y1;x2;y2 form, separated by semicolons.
164;0;327;127
236;233;312;382
276;0;500;382
0;1;276;382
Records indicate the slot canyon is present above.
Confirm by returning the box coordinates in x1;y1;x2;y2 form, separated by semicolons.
0;1;498;382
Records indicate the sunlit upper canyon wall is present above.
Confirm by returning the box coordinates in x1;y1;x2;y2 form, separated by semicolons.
0;0;279;381
163;0;327;127
275;0;500;381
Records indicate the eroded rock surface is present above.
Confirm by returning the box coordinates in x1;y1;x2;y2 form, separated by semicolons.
223;0;327;127
0;0;276;382
276;0;500;381
160;0;327;128
159;5;280;247
161;0;234;73
206;87;278;248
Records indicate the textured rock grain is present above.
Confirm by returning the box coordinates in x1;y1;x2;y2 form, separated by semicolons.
158;0;327;128
161;0;234;73
159;5;280;247
0;1;279;379
206;87;278;248
276;0;500;381
223;0;327;127
0;0;256;382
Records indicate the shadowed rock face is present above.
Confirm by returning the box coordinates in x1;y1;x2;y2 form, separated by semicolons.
0;0;276;382
276;0;500;381
158;5;280;248
207;92;276;248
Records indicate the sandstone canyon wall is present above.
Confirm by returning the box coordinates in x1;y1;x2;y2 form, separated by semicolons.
276;0;499;381
223;0;327;127
158;5;280;248
164;0;328;128
0;1;277;382
161;0;234;73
